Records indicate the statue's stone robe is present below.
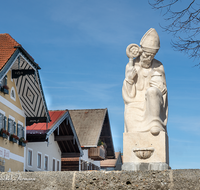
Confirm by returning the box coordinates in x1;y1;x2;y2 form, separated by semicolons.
122;57;168;133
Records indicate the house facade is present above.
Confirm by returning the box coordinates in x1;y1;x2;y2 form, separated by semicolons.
61;109;115;171
0;33;50;171
26;133;61;172
26;110;82;172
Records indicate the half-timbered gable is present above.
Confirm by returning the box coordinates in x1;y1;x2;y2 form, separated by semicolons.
0;33;50;171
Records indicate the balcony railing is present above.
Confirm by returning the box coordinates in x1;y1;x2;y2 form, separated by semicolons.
88;146;106;160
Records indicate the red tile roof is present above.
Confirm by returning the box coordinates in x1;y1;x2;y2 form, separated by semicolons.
0;33;21;70
26;110;66;131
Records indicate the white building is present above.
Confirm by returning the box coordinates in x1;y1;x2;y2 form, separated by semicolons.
26;110;82;172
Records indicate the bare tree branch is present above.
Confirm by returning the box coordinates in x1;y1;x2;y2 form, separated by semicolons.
149;0;200;66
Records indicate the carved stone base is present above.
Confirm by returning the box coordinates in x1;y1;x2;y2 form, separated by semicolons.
123;131;169;171
122;162;169;171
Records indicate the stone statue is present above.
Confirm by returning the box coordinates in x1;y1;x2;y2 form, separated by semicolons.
122;28;169;171
122;28;168;136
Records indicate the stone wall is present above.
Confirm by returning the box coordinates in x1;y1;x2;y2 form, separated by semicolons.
0;170;199;189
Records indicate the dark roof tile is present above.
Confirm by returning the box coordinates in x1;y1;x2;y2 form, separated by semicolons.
68;109;107;147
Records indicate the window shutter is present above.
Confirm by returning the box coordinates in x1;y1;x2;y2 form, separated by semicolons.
5;75;7;85
8;118;10;133
14;122;16;134
17;124;20;137
0;114;3;130
22;127;24;138
4;116;6;130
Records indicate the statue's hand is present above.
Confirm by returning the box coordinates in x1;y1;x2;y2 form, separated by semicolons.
126;66;137;81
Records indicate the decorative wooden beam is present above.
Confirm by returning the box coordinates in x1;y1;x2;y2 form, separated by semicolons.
61;153;80;158
55;135;74;141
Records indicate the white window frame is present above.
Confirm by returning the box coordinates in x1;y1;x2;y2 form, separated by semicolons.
9;115;15;122
44;154;49;171
17;120;23;127
57;159;60;171
0;110;5;116
27;148;33;167
37;152;42;170
52;158;56;171
10;87;16;101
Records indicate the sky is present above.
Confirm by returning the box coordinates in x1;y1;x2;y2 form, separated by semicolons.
1;0;200;169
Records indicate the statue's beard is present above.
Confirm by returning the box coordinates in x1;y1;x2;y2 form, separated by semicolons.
141;58;152;68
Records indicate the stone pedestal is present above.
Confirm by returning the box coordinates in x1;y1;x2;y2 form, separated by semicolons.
122;131;169;171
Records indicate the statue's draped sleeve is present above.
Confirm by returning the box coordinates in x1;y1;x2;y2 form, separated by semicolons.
122;63;136;104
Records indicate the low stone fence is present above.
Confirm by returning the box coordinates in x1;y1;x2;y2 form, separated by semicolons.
0;169;199;189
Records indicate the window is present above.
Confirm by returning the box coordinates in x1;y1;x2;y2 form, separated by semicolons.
44;156;48;170
28;149;32;166
10;87;16;101
1;75;9;94
0;111;6;131
8;118;16;135
37;153;42;169
17;124;24;138
57;160;59;171
52;159;56;171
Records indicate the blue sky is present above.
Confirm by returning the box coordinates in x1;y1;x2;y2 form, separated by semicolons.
1;0;200;169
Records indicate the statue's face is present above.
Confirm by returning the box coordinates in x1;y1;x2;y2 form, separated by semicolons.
140;51;155;68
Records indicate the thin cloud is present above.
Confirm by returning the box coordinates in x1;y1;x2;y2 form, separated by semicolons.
49;0;139;45
44;81;119;106
169;116;200;135
170;137;198;144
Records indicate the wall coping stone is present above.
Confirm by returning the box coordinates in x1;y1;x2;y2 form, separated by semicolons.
0;169;199;189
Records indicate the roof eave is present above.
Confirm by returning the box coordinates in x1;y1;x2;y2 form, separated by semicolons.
95;108;108;146
14;46;41;69
46;111;83;157
67;111;83;157
0;48;20;80
46;111;68;139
